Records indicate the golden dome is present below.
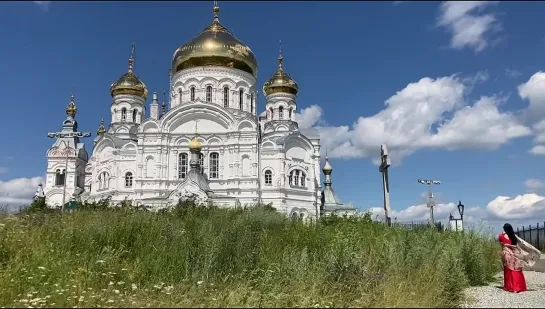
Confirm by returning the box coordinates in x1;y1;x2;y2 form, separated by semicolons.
110;44;148;100
171;3;258;77
263;45;298;96
188;136;202;151
322;157;333;174
66;95;77;117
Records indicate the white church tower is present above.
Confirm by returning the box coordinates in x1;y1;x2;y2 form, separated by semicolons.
43;95;91;207
108;44;148;139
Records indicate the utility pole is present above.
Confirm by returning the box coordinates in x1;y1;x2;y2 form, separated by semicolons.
417;179;441;225
379;144;392;226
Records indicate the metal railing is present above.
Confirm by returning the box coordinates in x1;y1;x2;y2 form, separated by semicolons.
515;222;545;251
392;221;444;231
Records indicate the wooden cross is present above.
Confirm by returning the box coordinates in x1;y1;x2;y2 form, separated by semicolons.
379;144;392;226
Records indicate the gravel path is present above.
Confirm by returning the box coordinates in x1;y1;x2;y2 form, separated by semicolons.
460;271;545;308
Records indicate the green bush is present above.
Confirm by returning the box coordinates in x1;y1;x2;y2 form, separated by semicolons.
0;204;499;308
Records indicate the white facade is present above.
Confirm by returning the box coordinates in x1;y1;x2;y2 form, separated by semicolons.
42;5;324;219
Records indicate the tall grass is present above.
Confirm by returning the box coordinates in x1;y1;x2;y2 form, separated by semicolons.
0;203;500;308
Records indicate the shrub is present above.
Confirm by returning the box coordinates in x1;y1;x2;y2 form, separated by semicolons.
0;204;499;308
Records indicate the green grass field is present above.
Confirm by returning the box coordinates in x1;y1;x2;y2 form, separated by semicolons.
0;201;500;308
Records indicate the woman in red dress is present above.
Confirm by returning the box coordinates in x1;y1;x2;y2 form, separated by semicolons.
499;223;527;293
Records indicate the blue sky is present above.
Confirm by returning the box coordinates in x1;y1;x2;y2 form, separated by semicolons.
1;1;545;230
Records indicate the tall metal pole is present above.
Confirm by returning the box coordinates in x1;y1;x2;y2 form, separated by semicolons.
418;179;441;225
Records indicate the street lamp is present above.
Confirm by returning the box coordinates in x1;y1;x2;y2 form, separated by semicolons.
457;200;464;220
449;200;465;232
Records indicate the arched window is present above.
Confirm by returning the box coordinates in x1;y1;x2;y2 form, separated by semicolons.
279;106;284;119
132;110;137;123
125;172;133;187
223;87;229;108
289;107;293;119
190;87;196;101
269;107;273;120
98;172;110;190
178;153;188;179
264;170;272;186
250;93;254;113
198;153;204;175
239;89;244;110
289;169;306;187
55;169;65;186
209;152;219;179
206;86;212;102
178;88;183;104
121;108;127;122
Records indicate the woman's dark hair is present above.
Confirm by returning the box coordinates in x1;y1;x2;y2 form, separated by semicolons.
503;223;518;245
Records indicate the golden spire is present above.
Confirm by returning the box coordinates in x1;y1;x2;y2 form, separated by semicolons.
188;119;202;151
323;148;332;173
66;94;77;117
262;40;299;96
277;40;283;71
128;43;135;73
97;119;106;136
213;1;219;22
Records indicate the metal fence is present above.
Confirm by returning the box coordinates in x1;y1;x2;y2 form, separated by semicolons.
515;222;545;251
392;221;444;231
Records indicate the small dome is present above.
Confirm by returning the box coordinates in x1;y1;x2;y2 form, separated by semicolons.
188;136;202;151
171;4;257;77
322;157;332;174
110;46;148;100
66;95;77;117
263;52;298;96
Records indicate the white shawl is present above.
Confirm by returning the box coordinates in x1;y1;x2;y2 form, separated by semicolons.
515;235;541;268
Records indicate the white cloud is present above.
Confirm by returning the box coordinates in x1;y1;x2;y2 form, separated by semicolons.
518;71;545;121
505;68;522;79
486;194;545;221
366;192;545;233
33;1;50;11
518;72;545;154
437;1;501;52
295;105;323;129
524;179;545;192
529;145;545;156
297;74;530;163
0;176;43;212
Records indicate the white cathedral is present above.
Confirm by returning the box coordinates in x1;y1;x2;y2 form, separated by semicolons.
41;3;357;219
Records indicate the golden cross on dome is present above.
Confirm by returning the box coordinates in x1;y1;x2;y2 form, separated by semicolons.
278;40;284;70
128;43;136;72
194;119;199;136
213;1;219;21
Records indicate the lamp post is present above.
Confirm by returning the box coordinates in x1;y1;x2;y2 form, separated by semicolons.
449;200;465;232
417;179;441;225
457;200;464;221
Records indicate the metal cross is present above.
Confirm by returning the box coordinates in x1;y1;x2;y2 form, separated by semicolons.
194;119;199;136
379;144;392;226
